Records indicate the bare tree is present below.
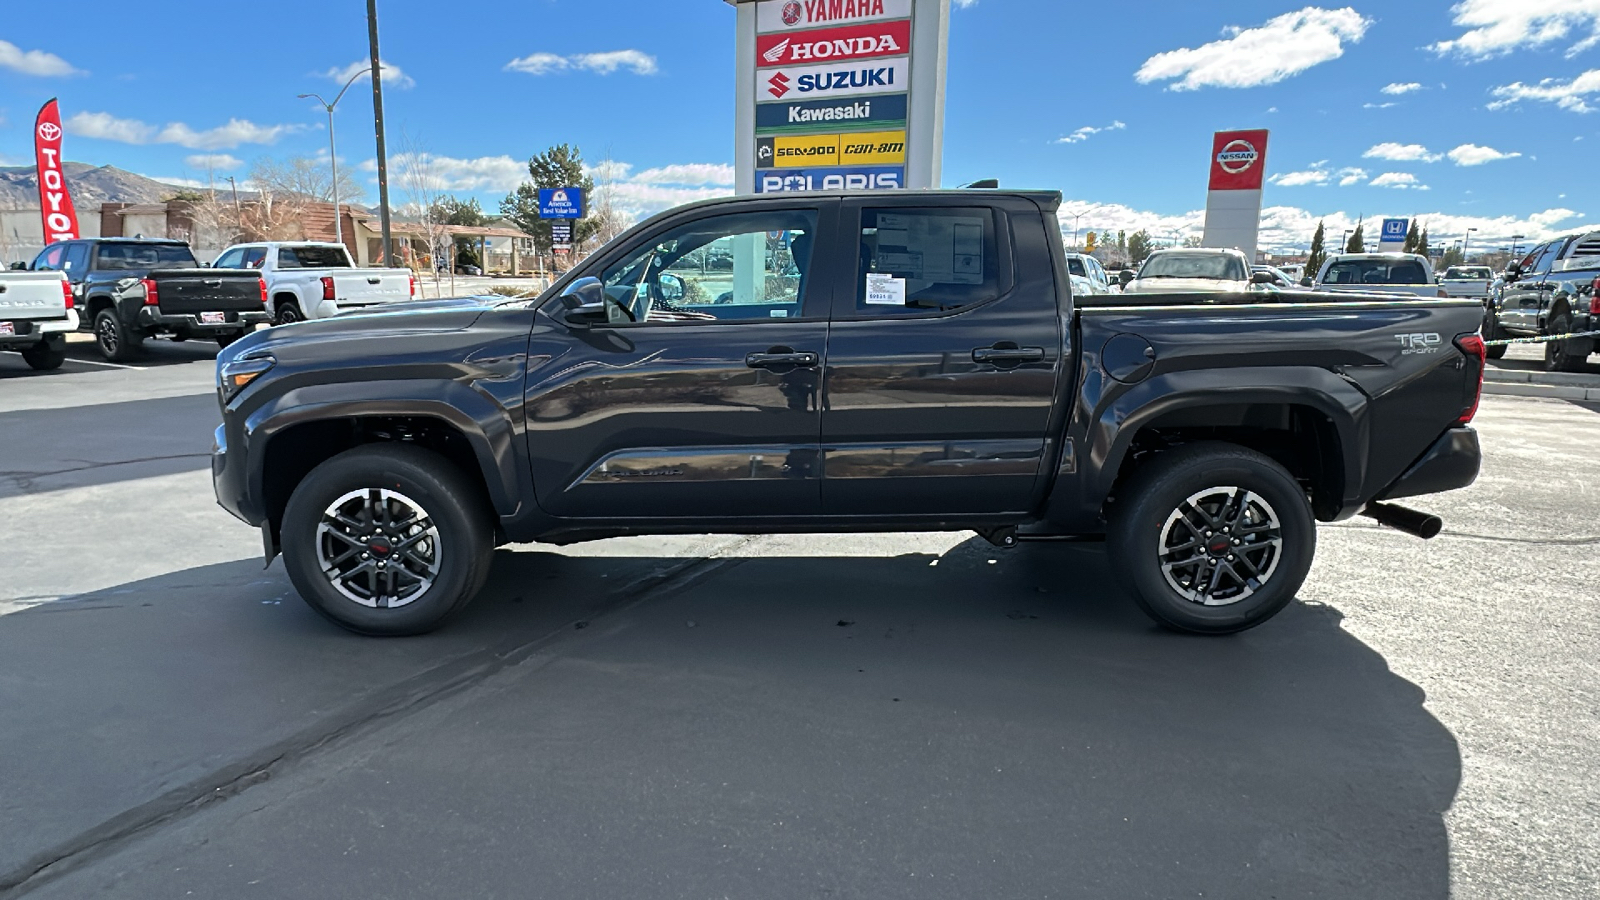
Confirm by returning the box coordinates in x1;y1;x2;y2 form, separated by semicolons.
394;132;454;296
249;155;364;206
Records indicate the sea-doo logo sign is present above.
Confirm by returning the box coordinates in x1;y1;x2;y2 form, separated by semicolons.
756;0;911;33
1216;139;1258;174
763;59;908;101
37;121;61;142
756;20;911;67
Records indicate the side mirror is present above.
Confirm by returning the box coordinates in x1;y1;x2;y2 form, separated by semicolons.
1299;276;1314;287
9;261;27;270
558;276;607;327
1118;270;1135;287
1250;271;1277;285
658;272;686;303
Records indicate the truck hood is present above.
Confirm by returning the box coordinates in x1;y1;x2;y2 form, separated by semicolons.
225;296;502;357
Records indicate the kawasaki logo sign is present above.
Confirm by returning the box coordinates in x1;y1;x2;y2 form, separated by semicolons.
763;59;909;101
755;94;909;134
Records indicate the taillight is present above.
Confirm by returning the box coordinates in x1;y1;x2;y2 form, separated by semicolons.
259;278;268;305
1590;276;1600;316
60;277;73;310
1437;287;1449;298
408;274;416;298
140;277;159;306
1454;333;1485;425
320;276;334;301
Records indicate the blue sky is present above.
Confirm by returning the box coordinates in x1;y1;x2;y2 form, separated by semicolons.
1;0;1596;252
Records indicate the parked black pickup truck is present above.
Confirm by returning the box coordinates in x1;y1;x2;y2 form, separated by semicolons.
30;237;269;361
1484;230;1600;369
212;190;1485;637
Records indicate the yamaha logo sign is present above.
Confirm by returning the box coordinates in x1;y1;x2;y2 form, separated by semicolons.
1216;139;1259;174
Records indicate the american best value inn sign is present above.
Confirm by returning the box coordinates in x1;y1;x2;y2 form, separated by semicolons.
731;0;950;194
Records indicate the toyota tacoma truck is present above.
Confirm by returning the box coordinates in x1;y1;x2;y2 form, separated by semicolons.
1486;231;1600;371
32;238;270;361
0;267;77;370
212;241;415;325
212;190;1485;637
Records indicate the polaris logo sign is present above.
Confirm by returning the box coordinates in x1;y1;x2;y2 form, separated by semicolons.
756;0;912;32
757;20;911;67
757;165;904;193
765;59;909;100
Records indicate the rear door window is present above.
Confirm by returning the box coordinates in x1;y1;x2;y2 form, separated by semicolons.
1531;242;1563;274
851;206;1005;315
33;244;66;271
213;248;246;269
62;242;89;275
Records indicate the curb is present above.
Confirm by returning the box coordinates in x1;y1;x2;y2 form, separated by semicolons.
1485;369;1600;388
1483;381;1600;401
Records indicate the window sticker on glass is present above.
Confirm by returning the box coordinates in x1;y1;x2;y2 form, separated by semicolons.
865;272;906;305
873;213;985;286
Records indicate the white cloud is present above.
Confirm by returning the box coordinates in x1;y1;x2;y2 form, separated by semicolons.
1381;81;1423;94
505;49;657;76
1431;0;1600;59
954;0;979;6
1336;166;1368;185
322;59;414;89
184;153;243;171
1370;172;1430;189
1448;143;1523;165
1271;168;1332;186
64;112;302;150
1488;68;1600;112
1054;120;1126;144
1135;7;1372;91
627;163;734;186
0;39;82;76
144;175;208;189
1364;142;1443;162
1363;101;1398;108
384;153;528;192
593;162;736;220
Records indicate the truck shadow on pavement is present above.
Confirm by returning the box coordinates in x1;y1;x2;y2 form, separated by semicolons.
0;393;218;499
0;538;1460;899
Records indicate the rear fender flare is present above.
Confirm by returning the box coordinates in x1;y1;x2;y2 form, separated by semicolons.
242;379;522;519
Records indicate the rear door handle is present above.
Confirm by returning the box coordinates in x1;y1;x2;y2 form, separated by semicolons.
746;348;819;369
972;345;1045;365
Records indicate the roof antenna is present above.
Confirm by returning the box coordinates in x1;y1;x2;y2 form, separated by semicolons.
960;179;1000;189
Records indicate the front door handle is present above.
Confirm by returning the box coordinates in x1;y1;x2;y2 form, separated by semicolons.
972;344;1046;366
746;347;819;369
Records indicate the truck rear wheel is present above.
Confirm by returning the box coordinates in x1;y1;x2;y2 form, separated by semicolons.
1482;314;1508;360
21;336;66;371
1108;443;1315;635
94;309;143;362
1544;313;1588;372
274;300;303;326
281;444;495;636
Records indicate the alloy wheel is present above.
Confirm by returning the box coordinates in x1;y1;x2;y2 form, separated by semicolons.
97;317;117;355
1157;486;1284;606
314;488;442;609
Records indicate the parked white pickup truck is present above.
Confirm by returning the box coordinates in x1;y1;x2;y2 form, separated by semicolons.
213;242;414;325
1437;265;1495;300
0;269;78;370
1312;253;1448;299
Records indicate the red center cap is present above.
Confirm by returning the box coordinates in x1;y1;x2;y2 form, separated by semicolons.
1208;538;1231;555
369;541;392;557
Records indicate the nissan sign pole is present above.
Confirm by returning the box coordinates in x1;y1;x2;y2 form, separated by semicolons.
1200;130;1270;261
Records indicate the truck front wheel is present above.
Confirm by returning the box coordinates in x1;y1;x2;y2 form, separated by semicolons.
1108;443;1315;635
281;444;495;636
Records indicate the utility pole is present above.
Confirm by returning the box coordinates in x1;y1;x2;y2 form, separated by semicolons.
367;0;394;266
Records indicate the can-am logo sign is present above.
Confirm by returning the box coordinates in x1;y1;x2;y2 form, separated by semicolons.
757;0;912;33
764;58;908;100
1215;140;1258;174
758;20;911;67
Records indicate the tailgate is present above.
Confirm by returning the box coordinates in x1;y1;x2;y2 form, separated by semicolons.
153;269;262;314
0;273;69;321
330;271;410;305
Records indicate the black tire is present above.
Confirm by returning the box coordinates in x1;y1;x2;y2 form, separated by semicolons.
94;309;142;362
274;300;303;326
215;332;244;349
1482;314;1508;359
20;337;66;371
1107;443;1315;635
1544;313;1587;372
281;444;494;636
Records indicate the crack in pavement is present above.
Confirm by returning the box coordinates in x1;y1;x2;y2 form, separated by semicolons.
1329;521;1600;547
0;536;758;898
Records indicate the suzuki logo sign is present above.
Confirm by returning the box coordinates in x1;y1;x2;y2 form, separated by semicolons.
768;71;792;98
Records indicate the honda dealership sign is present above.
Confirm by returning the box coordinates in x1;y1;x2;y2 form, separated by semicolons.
732;0;949;194
1200;129;1270;260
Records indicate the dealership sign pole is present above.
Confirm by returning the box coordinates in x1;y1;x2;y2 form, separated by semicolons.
1200;129;1269;261
33;98;81;244
731;0;949;194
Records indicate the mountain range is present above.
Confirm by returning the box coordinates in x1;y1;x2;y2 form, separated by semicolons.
0;162;196;211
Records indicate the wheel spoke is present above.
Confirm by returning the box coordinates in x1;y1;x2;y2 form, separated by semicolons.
1159;485;1284;607
316;488;442;610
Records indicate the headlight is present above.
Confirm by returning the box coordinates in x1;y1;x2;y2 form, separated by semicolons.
218;352;275;401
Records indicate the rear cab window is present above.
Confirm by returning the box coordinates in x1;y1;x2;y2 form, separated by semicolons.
95;243;198;270
851;206;1007;316
1322;258;1428;285
278;246;351;269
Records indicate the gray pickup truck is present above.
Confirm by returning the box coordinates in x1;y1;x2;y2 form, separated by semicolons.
0;268;77;370
1486;231;1600;368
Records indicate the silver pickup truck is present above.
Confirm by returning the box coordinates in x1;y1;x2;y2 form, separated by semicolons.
1438;265;1494;300
0;269;78;370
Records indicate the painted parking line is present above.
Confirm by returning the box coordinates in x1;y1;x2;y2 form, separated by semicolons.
64;357;148;371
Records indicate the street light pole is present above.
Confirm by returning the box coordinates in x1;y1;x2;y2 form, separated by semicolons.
297;67;371;249
1509;234;1525;259
1462;226;1478;262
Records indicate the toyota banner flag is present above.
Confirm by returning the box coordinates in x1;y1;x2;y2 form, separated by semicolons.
34;98;81;244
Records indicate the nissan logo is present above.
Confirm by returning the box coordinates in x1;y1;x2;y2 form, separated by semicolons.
1216;139;1259;174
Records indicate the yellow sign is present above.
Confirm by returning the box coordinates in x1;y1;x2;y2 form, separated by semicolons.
839;130;907;165
772;133;841;168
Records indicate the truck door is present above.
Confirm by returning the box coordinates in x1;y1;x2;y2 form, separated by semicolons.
819;197;1065;516
1502;243;1553;332
524;200;838;519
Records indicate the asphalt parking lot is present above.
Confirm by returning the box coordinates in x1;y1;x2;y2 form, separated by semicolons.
1;336;1595;899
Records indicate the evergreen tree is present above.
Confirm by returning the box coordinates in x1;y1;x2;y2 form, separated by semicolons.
1116;230;1127;253
1346;221;1365;253
1127;229;1155;264
1417;227;1430;260
1306;220;1327;280
500;144;598;256
1402;218;1420;253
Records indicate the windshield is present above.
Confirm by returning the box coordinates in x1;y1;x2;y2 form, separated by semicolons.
1322;258;1430;286
1444;267;1491;279
95;243;198;270
1139;252;1246;281
1067;258;1086;277
278;245;351;269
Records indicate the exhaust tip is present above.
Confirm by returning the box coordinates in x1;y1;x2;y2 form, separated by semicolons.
1361;502;1443;539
